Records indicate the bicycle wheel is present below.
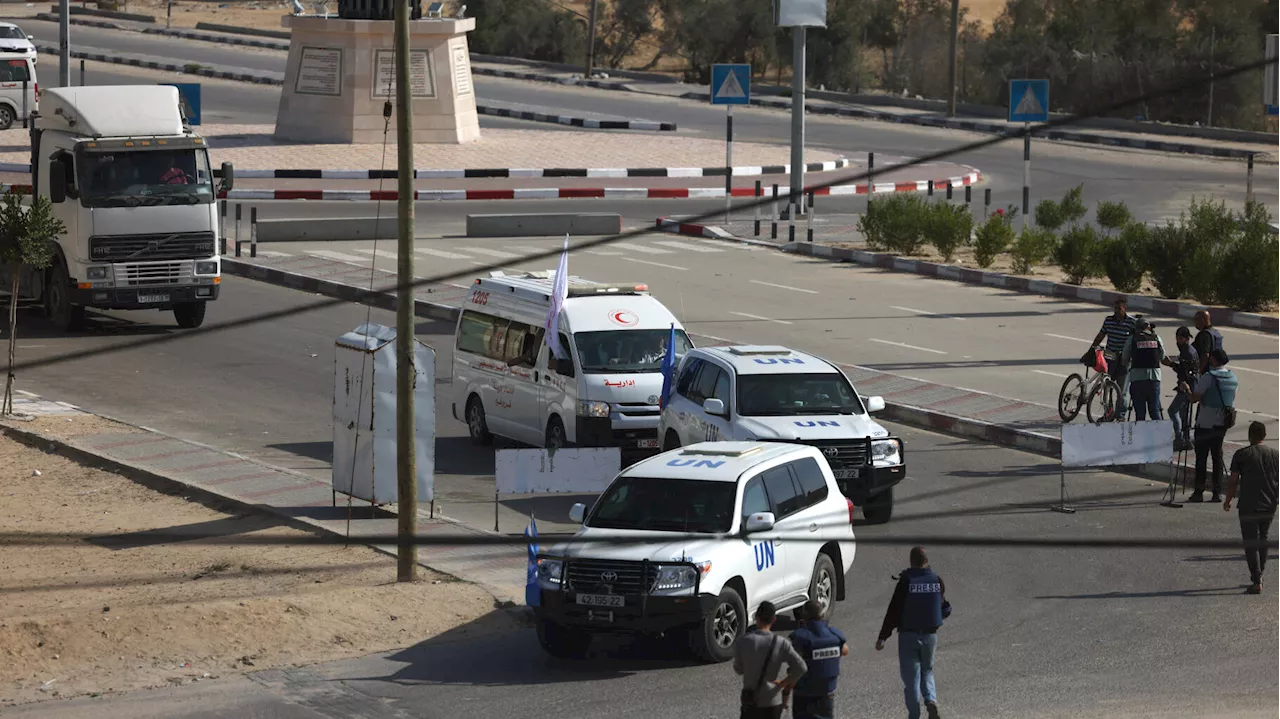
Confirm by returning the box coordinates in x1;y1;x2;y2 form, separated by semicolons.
1058;373;1085;422
1087;375;1121;424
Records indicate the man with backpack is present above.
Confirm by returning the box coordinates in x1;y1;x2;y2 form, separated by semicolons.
1192;310;1225;375
1181;348;1238;503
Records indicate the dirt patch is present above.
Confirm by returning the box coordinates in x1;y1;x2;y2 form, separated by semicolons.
3;413;144;439
0;431;515;708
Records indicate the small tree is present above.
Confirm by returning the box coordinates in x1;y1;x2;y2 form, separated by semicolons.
1054;224;1104;285
1095;200;1132;236
1216;201;1279;312
973;207;1017;268
1102;223;1148;293
0;194;65;416
1010;226;1057;275
1058;184;1088;225
1033;198;1064;232
924;201;974;263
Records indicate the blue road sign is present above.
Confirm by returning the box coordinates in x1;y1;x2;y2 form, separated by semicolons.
165;83;201;125
710;64;751;105
1008;79;1049;123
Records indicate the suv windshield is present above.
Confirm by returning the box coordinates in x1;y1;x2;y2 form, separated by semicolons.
78;148;215;208
575;329;692;374
588;476;735;533
737;373;866;416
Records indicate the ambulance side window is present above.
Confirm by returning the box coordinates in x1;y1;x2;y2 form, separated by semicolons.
553;333;575;377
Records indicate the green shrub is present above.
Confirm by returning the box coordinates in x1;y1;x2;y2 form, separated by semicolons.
924;202;974;263
1010;226;1057;275
1034;199;1064;231
973;209;1016;268
1216;201;1279;312
1095;201;1132;235
1143;220;1197;299
859;193;927;255
1059;184;1087;225
858;199;888;251
1183;197;1236;305
1102;223;1147;292
1054;224;1103;285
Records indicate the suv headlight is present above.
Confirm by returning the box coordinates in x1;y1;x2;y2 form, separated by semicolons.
536;558;563;585
651;561;711;593
195;261;218;275
577;400;610;418
85;266;108;280
871;438;902;467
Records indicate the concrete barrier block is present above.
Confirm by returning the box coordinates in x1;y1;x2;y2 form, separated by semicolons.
255;217;399;243
466;213;622;238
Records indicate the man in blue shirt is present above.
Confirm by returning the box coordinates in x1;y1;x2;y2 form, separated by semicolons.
1092;297;1137;419
1182;349;1239;503
789;600;848;719
877;547;951;719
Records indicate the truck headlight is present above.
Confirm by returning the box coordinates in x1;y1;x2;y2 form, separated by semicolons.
871;438;902;467
85;266;107;280
536;558;563;585
577;400;610;418
195;261;218;275
651;561;710;592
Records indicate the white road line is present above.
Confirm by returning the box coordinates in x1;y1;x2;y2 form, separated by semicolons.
353;248;399;260
892;306;966;321
730;311;794;326
587;249;623;256
416;247;471;260
1044;333;1090;343
1032;370;1066;379
505;244;553;255
467;247;522;259
612;241;674;255
627;257;688;271
1232;365;1280;377
653;240;723;253
305;250;371;264
868;338;948;355
253;250;291;258
1241;409;1280;420
750;280;819;294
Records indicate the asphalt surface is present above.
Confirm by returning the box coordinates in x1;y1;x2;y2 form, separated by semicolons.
6;309;1277;718
15;17;1280;222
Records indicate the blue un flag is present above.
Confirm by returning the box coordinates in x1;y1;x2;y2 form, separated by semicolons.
524;516;540;607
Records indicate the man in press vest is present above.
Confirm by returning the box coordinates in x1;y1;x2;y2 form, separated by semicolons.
788;600;848;719
1121;317;1166;421
877;547;951;719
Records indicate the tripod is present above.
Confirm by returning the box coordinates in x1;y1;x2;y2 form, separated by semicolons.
1161;396;1197;508
1051;463;1075;514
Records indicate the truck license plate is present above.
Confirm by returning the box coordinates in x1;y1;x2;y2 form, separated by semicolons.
138;292;170;304
833;468;861;480
576;593;624;608
636;439;659;449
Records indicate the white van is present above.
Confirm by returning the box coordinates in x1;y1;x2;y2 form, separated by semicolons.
0;53;35;130
452;270;693;459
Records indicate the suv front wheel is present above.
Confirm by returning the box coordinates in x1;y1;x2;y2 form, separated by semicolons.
862;487;894;524
807;553;837;620
536;619;591;658
690;586;745;663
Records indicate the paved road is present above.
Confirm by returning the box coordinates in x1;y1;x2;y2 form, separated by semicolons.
5;398;1276;718
17;18;1280;222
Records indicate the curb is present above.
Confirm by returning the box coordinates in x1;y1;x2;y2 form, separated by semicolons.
476;104;674;131
34;43;282;85
144;25;289;50
0;158;852;179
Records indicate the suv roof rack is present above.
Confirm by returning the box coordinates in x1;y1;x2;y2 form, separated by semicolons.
726;346;792;356
681;445;766;458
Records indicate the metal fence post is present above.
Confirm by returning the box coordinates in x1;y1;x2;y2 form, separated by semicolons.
79;59;85;86
927;179;934;197
234;203;242;257
771;183;779;240
806;191;814;243
21;80;27;129
946;181;953;201
754;180;761;237
250;206;258;258
965;185;972;204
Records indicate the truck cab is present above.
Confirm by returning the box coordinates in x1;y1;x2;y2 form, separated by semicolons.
14;85;233;330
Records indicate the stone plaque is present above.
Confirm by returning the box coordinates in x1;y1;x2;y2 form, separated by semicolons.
295;46;343;96
372;49;436;99
452;44;472;96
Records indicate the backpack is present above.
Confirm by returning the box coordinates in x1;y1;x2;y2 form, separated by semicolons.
1211;372;1236;430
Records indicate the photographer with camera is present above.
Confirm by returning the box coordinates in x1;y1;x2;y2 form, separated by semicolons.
1162;326;1200;450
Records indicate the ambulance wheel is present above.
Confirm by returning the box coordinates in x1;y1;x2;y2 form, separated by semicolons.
663;430;681;452
690;586;744;663
0;105;13;131
536;619;591;659
545;416;568;450
807;554;837;621
862;487;894;524
465;396;493;446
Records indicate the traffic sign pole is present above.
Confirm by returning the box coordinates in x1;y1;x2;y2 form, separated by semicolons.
1022;122;1030;231
710;63;751;226
725;104;733;226
1008;79;1048;231
790;26;806;217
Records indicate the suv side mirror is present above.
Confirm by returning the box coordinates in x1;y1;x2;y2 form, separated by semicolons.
48;160;66;204
703;398;727;417
742;511;775;534
865;395;885;413
218;162;234;193
569;503;586;524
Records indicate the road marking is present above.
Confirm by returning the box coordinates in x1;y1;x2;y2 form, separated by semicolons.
253;250;291;258
586;249;623;256
612;241;674;255
467;247;522;259
1032;370;1067;379
1232;365;1279;377
416;247;471;260
305;250;370;264
1044;333;1090;343
505;244;551;254
627;257;687;271
750;280;819;294
1242;409;1280;420
892;305;966;321
353;248;399;260
868;338;947;355
730;311;793;325
653;240;722;253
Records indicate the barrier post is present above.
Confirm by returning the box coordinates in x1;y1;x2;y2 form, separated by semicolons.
753;180;761;236
965;184;972;203
219;200;227;255
21;80;27;129
79;59;85;86
984;187;991;218
770;183;779;240
787;194;796;243
927;179;934;197
806;191;814;242
946;181;953;200
250;206;258;258
866;151;875;210
234;203;242;257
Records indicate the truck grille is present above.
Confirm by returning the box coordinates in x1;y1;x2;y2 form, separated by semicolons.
90;232;216;262
566;559;658;595
113;261;192;287
784;438;870;470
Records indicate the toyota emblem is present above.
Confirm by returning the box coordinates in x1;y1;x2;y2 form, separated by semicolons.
600;571;618;583
822;447;839;457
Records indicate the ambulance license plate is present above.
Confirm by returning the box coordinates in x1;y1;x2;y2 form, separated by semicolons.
636;439;659;449
576;593;624;608
138;292;170;304
833;469;860;480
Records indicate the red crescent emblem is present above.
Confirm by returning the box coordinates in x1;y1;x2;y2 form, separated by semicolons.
610;310;639;326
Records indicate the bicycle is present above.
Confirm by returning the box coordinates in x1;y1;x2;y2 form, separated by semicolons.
1058;348;1122;424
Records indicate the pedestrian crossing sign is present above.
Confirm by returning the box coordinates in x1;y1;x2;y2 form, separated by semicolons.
711;64;751;105
1007;79;1049;123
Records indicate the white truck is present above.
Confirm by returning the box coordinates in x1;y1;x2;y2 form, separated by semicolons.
2;85;233;330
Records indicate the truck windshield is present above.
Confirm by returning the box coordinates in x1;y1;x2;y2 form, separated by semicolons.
736;373;866;416
588;476;735;533
78;148;214;207
574;329;692;374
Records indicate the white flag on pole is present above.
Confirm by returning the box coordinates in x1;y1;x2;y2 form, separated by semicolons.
546;234;569;359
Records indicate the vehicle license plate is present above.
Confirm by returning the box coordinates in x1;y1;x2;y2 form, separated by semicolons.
636;438;659;449
138;292;170;303
576;593;624;608
833;468;860;480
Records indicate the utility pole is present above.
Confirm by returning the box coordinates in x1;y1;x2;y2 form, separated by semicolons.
58;0;70;86
1206;27;1215;127
789;25;805;217
584;0;599;79
946;0;959;117
394;0;417;583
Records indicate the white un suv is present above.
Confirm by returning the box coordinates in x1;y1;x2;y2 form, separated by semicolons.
533;441;857;663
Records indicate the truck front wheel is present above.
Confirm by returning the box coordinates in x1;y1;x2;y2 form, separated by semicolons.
536;619;591;659
47;263;85;332
173;301;207;329
862;486;894;524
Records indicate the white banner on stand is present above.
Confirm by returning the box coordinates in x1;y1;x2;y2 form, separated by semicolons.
1061;420;1173;468
495;448;621;495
